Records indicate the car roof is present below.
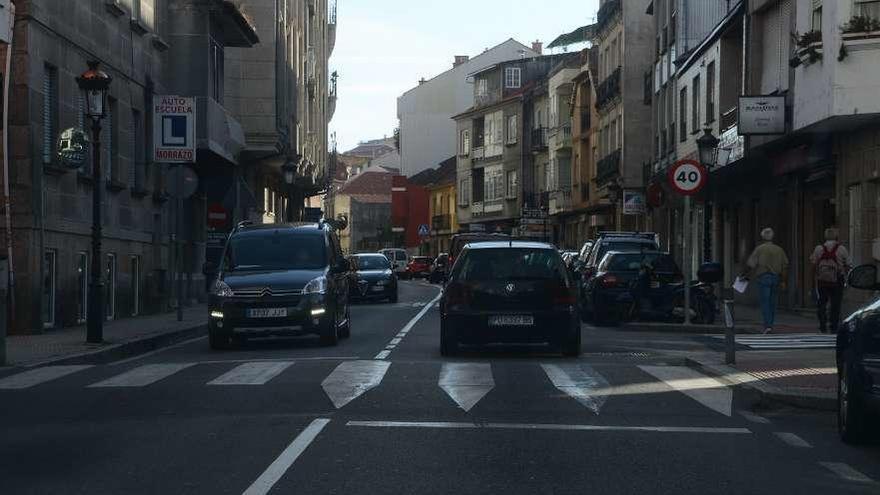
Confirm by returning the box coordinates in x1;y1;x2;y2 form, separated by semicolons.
598;236;657;244
463;241;556;250
604;250;669;257
232;223;327;237
353;253;386;257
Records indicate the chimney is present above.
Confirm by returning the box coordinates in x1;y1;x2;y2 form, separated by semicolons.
453;55;470;68
532;40;543;55
418;77;426;85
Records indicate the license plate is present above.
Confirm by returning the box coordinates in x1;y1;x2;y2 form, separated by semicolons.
371;286;385;292
246;308;288;318
489;315;534;327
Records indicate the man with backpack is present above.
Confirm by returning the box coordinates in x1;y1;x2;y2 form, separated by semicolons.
810;228;851;334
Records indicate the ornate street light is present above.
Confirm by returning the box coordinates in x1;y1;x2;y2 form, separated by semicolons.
76;61;112;344
695;128;720;262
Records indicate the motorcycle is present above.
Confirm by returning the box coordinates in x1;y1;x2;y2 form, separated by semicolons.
621;262;720;324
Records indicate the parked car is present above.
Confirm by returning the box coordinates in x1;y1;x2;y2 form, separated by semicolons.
349;253;398;303
380;248;409;277
439;241;580;356
576;232;660;315
208;222;351;349
428;253;449;283
561;251;579;270
405;256;434;279
449;233;511;268
837;264;880;444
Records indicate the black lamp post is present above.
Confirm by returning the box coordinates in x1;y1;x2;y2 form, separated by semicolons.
696;128;720;262
76;61;112;344
282;159;297;222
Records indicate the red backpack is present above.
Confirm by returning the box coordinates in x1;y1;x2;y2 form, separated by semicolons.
816;244;842;286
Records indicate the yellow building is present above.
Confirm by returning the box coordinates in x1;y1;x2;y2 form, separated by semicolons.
426;158;458;256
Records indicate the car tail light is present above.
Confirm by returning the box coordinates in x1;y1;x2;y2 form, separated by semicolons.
600;274;622;288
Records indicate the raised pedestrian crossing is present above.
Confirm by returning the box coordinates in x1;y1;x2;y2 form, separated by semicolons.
711;333;836;350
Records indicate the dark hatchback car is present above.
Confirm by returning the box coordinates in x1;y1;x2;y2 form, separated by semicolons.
576;232;660;313
837;264;880;444
440;242;580;356
208;223;351;349
349;253;398;303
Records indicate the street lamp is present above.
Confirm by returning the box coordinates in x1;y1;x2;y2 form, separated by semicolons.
282;158;297;222
76;61;112;344
696;128;720;262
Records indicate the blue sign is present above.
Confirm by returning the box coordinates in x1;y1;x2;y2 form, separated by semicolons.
418;224;430;236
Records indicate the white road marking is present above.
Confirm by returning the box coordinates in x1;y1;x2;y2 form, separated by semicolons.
738;410;771;424
346;420;751;434
208;362;294;386
0;365;92;389
321;360;391;408
774;432;812;448
88;363;195;388
242;418;331;495
638;365;732;417
439;363;494;412
374;290;442;360
819;462;875;483
541;363;610;414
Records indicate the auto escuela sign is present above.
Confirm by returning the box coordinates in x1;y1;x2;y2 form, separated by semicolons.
153;96;196;163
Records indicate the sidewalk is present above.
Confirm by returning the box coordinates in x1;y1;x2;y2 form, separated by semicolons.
4;305;207;368
624;303;820;334
686;349;837;411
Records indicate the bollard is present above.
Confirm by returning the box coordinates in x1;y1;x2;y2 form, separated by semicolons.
723;299;736;365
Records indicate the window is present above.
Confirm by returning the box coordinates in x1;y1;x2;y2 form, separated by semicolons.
484;164;504;201
130;255;141;316
855;1;880;20
106;253;117;320
458;178;471;206
476;78;488;97
42;250;57;328
679;87;687;141
504;67;521;89
131;0;141;20
506;170;518;199
210;38;224;103
42;64;58;165
506;114;518;144
706;62;716;124
76;252;88;323
691;74;700;132
485;110;504;157
473;117;485;148
472;168;485;202
459;129;471;156
812;2;823;31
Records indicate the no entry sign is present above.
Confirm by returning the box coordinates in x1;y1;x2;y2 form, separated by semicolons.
668;159;707;196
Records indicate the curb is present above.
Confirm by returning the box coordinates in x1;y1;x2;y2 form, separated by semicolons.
21;323;207;368
619;323;763;334
684;357;837;412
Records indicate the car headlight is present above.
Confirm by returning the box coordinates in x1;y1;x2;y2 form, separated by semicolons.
212;280;234;298
303;276;328;295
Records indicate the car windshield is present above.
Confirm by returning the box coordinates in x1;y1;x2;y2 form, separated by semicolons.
454;248;568;282
355;255;390;270
602;253;680;273
596;241;657;262
224;234;326;271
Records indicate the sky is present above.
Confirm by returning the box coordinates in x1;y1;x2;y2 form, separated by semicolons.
329;0;601;153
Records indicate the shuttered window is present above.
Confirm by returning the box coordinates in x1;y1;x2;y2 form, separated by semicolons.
42;65;58;165
811;0;822;32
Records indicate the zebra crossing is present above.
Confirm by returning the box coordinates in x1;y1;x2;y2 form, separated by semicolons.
711;333;836;350
0;359;736;417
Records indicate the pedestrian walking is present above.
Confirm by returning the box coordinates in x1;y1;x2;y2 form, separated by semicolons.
810;228;851;334
744;228;789;334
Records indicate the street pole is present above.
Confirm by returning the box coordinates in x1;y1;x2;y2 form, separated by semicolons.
176;169;184;322
683;195;692;326
87;118;105;343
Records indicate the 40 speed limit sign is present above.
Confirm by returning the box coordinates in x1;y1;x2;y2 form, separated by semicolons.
668;159;708;196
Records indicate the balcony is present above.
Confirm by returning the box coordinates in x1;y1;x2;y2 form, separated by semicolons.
554;125;572;150
472;147;485;160
721;106;738;133
432;214;452;232
595;149;621;185
595;67;621;111
596;0;621;37
549;190;572;215
531;128;549;151
329;71;338;120
196;97;246;164
328;0;337;55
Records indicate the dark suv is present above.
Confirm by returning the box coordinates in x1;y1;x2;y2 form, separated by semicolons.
208;222;351;349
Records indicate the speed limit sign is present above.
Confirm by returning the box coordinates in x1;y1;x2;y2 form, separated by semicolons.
668;159;707;196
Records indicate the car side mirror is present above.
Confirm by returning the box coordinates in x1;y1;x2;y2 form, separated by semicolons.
848;264;878;290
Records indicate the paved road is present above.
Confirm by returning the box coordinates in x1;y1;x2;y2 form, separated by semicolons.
1;281;879;494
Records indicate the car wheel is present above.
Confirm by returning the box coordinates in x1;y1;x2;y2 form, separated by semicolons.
440;319;457;356
209;328;231;350
839;353;874;444
320;313;339;346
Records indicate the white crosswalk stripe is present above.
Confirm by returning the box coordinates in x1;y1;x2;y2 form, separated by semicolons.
0;365;92;389
207;361;294;386
439;363;494;412
639;365;732;417
88;363;196;388
541;363;610;415
712;334;835;350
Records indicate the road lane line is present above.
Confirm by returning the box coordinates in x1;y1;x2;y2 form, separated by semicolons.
374;290;442;360
321;360;391;408
638;365;732;417
88;363;196;388
439;363;494;412
208;362;294;386
346;420;751;434
774;432;812;448
819;462;875;483
242;418;331;495
0;365;92;389
541;363;610;415
738;410;771;424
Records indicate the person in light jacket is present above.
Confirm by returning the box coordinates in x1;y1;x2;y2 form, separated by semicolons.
744;228;789;334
